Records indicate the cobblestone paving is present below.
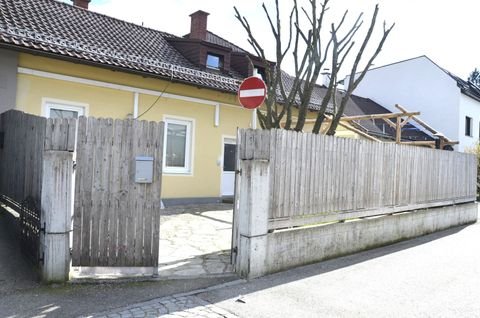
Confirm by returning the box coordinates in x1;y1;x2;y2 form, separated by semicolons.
159;204;234;278
90;295;237;318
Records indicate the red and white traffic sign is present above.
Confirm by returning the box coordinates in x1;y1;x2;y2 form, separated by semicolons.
238;76;267;109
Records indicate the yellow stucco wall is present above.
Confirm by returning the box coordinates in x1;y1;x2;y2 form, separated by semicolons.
137;94;251;198
16;53;253;199
15;53;361;199
17;54;240;107
17;73;134;118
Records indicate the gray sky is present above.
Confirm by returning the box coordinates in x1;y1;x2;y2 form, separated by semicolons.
64;0;479;80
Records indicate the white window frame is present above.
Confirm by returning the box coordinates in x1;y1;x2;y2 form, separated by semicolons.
206;53;223;70
42;98;88;118
163;116;195;175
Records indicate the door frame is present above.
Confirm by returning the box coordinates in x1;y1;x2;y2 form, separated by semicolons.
220;135;236;197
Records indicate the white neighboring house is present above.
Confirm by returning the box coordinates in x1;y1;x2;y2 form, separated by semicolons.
346;55;480;152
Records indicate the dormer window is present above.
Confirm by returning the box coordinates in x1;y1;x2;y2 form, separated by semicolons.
206;53;223;70
254;66;266;80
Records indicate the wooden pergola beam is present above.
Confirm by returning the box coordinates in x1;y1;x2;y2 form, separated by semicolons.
399;141;436;148
400;116;413;128
396;120;401;143
339;111;420;121
395;104;453;142
383;118;396;128
303;117;382;142
337;121;382;142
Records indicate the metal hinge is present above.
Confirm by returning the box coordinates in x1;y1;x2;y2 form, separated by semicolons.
235;169;242;176
40;222;46;234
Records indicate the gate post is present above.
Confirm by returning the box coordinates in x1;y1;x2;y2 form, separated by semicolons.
40;151;73;283
235;158;270;279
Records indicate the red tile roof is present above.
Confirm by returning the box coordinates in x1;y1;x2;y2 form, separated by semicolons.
0;0;242;92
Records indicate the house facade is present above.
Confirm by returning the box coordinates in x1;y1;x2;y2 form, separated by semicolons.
0;0;264;205
348;55;480;151
1;0;374;205
0;0;435;205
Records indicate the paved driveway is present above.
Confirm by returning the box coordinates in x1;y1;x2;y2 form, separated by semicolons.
159;204;234;278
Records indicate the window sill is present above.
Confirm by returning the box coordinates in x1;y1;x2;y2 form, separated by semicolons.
163;170;193;176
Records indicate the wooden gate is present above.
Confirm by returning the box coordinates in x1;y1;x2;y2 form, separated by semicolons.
0;110;76;270
72;117;164;267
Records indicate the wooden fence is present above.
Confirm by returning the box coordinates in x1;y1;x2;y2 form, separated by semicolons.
0;110;75;206
0;110;75;275
72;117;164;267
237;129;477;230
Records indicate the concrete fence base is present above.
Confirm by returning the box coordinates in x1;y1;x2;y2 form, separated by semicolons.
238;202;478;279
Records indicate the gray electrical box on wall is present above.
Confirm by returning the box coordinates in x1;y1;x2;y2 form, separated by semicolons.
135;156;154;183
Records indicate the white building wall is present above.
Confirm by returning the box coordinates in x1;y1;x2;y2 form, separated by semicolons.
349;56;460;146
458;94;480;152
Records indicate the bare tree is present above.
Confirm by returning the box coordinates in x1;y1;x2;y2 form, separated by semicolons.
235;0;331;130
325;5;394;135
235;1;394;135
234;0;292;129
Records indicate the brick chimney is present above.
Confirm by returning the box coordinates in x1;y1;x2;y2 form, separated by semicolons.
189;10;209;41
71;0;91;9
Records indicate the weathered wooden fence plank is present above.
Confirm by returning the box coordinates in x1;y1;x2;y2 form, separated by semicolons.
0;110;76;280
72;116;164;267
237;129;477;230
72;117;87;266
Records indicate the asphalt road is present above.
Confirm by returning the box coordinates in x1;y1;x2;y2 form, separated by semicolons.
198;213;480;318
2;207;479;318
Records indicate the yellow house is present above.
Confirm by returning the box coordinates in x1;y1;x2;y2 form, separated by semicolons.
0;0;263;205
1;0;423;205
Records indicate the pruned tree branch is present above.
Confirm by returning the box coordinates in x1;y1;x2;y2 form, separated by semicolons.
327;4;395;135
235;2;393;135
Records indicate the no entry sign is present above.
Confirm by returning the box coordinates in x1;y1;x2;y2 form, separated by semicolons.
238;76;267;109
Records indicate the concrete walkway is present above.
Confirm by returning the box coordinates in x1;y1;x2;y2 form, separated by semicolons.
159;204;233;278
93;213;480;318
0;208;40;297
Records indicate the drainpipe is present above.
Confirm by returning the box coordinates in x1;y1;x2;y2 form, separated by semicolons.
133;92;139;119
214;104;220;127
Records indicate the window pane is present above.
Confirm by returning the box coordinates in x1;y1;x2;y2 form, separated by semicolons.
50;108;79;119
466;116;472;136
223;144;236;172
166;123;187;168
206;54;221;69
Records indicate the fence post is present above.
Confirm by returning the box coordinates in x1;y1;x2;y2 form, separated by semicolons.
236;158;270;279
40;151;73;283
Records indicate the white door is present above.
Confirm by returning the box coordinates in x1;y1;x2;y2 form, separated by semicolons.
221;138;236;196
